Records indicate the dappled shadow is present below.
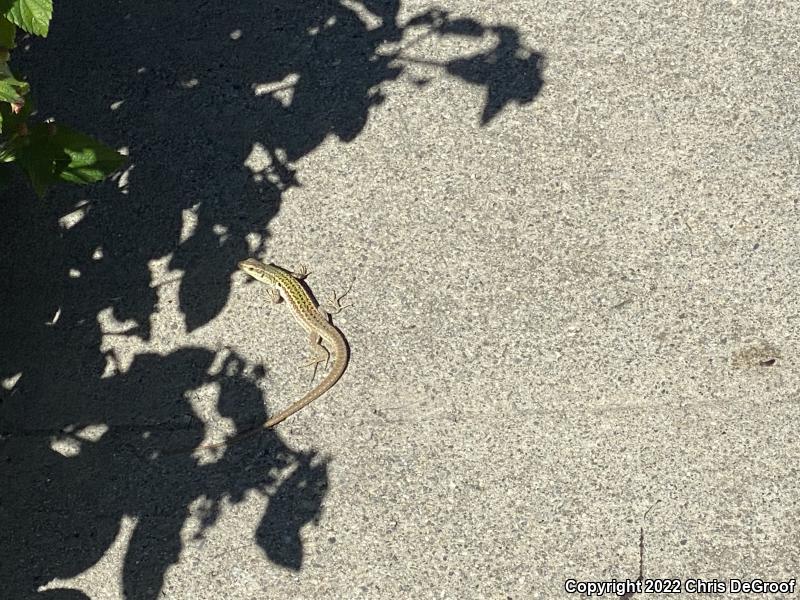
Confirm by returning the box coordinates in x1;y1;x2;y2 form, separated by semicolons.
0;1;545;598
402;10;543;123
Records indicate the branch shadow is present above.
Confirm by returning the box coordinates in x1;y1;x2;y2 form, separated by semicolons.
0;2;545;598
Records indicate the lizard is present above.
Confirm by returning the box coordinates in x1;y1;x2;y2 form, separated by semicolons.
171;259;349;454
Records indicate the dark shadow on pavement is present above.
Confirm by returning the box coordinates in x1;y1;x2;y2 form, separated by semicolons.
0;2;545;598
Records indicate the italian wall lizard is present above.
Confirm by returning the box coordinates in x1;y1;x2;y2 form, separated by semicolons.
179;259;349;453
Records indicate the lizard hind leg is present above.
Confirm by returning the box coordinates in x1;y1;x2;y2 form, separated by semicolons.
322;283;353;316
298;333;330;384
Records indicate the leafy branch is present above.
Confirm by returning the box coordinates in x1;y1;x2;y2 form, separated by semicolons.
0;0;124;196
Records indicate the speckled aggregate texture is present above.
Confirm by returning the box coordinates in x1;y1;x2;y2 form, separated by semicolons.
1;1;798;599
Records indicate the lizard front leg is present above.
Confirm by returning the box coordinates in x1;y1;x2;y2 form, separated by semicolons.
292;264;311;280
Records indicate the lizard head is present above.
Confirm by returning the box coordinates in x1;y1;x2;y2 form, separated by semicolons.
238;258;269;279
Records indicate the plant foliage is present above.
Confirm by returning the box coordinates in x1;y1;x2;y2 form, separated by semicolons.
0;0;124;196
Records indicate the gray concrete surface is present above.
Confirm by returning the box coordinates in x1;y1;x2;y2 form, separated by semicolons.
1;1;798;598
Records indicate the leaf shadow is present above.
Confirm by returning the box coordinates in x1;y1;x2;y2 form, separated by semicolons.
0;2;546;598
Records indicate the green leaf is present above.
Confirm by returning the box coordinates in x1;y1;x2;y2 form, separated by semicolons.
0;141;15;162
52;124;125;185
0;139;13;161
13;123;56;195
14;122;125;196
0;82;20;103
0;16;15;48
2;0;51;37
0;62;28;104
